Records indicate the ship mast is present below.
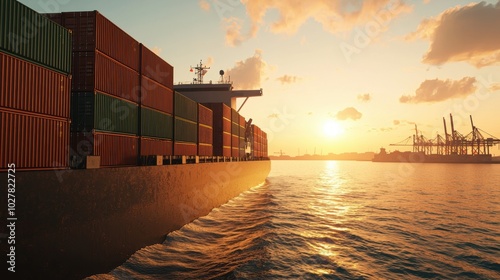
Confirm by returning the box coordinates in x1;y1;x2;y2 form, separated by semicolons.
190;60;210;84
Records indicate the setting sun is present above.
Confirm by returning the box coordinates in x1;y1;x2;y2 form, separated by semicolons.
323;121;344;138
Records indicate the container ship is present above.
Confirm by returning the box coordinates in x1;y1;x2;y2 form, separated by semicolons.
373;115;500;163
0;1;270;279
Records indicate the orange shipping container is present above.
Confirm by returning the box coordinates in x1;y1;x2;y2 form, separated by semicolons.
198;144;213;156
140;137;172;156
198;104;213;127
45;11;140;71
71;131;138;166
141;44;174;90
1;109;69;170
0;52;70;118
140;75;173;114
173;142;197;156
202;103;231;157
72;51;140;103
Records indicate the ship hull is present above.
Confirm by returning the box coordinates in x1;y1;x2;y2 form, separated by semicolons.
372;152;493;163
1;160;270;279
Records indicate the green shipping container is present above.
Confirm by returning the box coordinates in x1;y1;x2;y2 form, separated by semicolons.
71;92;138;134
174;91;198;122
174;117;197;143
141;107;173;139
0;0;72;74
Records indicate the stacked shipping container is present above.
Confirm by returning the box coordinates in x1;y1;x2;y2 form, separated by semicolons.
239;115;246;157
203;103;232;157
139;45;174;157
46;11;142;166
1;0;72;170
174;92;198;156
251;125;268;158
198;104;213;156
1;3;267;170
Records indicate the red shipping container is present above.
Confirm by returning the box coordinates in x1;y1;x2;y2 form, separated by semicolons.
0;52;70;118
198;125;213;145
231;135;240;157
262;131;268;157
173;142;197;156
71;131;138;166
140;75;173;114
141;44;173;90
239;115;246;128
198;104;213;127
140;137;172;156
1;108;69;170
198;144;213;156
72;51;140;103
252;125;262;158
202;103;232;157
46;11;140;71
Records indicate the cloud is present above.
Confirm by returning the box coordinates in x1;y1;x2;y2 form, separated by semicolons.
336;107;362;121
357;93;371;102
490;83;500;92
226;50;267;90
199;0;210;11
276;75;301;85
400;77;477;103
393;119;415;125
151;46;162;55
231;0;411;43
407;1;500;68
224;17;246;46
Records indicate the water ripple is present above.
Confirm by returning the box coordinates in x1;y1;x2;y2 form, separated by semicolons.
87;161;500;280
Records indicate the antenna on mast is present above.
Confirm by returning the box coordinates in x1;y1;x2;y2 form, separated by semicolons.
190;60;210;84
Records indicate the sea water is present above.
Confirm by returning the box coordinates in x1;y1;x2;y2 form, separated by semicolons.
88;160;500;279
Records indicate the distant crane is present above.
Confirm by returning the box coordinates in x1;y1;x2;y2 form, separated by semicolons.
389;114;500;156
274;150;287;156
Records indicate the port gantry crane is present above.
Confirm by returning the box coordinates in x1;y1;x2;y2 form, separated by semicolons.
389;114;500;156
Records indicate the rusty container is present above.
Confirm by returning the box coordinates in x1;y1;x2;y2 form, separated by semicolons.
202;103;231;157
70;131;138;166
45;11;140;71
0;52;70;118
140;137;172;156
140;44;173;90
72;51;140;102
140;75;173;114
1;108;69;170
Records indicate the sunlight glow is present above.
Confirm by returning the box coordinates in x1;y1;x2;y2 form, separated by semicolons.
323;121;344;138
